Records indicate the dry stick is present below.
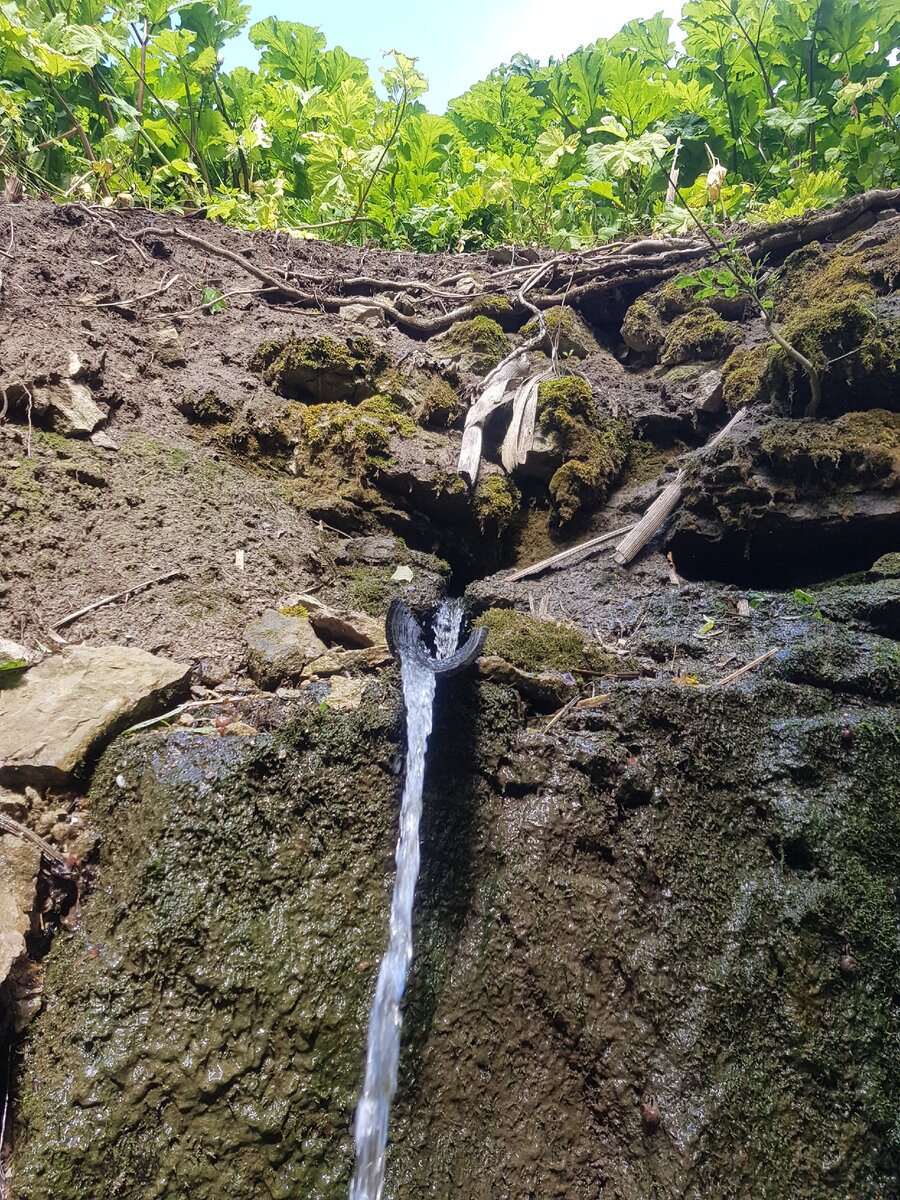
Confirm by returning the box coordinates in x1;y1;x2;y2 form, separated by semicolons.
704;646;781;688
0;813;69;870
92;273;181;308
507;523;637;582
77;204;150;261
614;408;748;566
52;569;184;631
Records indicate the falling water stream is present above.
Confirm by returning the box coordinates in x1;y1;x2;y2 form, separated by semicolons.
349;599;464;1200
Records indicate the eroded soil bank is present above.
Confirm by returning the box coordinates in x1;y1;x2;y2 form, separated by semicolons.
1;194;899;1198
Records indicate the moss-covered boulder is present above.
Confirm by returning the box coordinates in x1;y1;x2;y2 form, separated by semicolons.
472;475;521;535
522;306;599;358
669;411;900;584
250;334;388;403
660;308;740;366
433;317;509;375
527;375;632;524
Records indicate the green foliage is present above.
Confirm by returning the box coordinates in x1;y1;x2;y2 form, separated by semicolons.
0;0;896;245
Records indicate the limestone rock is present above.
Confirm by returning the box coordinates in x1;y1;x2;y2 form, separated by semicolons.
475;654;577;708
0;645;190;788
0;835;39;991
870;552;900;580
283;595;387;649
659;364;724;415
152;325;186;367
90;429;119;450
245;609;327;688
35;379;105;436
323;676;368;711
339;302;386;328
302;645;392;679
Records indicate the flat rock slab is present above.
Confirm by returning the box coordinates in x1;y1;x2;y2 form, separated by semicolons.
0;834;40;986
0;645;190;788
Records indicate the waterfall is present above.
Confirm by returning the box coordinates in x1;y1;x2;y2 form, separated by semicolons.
349;600;463;1200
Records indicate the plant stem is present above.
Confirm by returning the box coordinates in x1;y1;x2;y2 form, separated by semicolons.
48;84;112;198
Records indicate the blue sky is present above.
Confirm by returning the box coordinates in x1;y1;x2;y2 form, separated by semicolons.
225;1;683;112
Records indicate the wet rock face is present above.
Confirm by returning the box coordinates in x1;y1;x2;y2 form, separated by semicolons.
13;646;900;1200
13;700;399;1200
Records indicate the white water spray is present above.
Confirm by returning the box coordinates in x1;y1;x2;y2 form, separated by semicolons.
349;600;462;1200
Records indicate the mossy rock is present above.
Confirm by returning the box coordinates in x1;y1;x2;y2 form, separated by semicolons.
535;375;632;524
473;475;521;534
522;306;598;358
297;396;417;478
250;334;388;403
621;296;666;357
759;410;900;490
621;439;679;487
722;345;770;411
660;308;739;367
176;388;240;425
475;607;619;674
870;552;900;580
433;316;509;374
415;375;464;428
766;241;900;415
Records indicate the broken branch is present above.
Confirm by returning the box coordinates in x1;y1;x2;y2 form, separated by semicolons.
52;569;185;631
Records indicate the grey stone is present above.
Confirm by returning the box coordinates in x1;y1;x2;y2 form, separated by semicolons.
0;834;39;992
36;379;105;436
245;609;328;688
90;430;119;450
0;645;190;788
339;302;386;328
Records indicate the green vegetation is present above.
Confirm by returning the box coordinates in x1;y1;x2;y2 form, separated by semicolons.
472;475;520;533
475;607;619;674
0;2;896;248
536;375;632;523
435;316;509;372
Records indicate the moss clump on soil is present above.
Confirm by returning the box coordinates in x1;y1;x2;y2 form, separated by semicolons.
469;294;512;319
437;316;509;372
475;607;617;674
767;243;900;414
250;334;387;402
660;307;739;366
473;475;521;533
537;375;632;524
347;566;394;616
620;295;666;356
176;388;239;425
298;396;417;476
759;409;900;489
722;345;769;411
417;375;463;427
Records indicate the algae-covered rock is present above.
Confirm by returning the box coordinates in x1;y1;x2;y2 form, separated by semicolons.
13;702;399;1200
871;552;900;580
621;294;666;356
176;387;240;424
251;334;388;402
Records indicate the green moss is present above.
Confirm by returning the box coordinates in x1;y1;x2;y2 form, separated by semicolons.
473;475;520;533
759;410;900;489
347;567;394;616
176;388;239;425
870;552;900;580
522;306;596;357
278;603;309;619
621;295;666;356
437;316;509;372
621;440;677;486
417;375;463;427
469;294;512;318
537;375;632;524
298;396;416;477
722;345;770;411
766;242;900;414
660;307;739;366
250;334;387;402
475;607;618;674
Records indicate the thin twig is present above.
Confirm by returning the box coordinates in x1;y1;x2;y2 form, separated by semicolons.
703;646;780;688
91;274;181;308
52;569;184;631
77;205;150;261
0;813;69;869
507;524;636;581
